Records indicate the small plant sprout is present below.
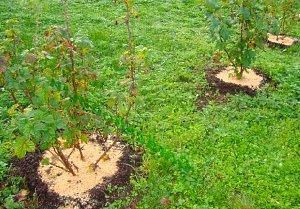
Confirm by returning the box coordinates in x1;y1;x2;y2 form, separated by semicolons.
206;0;267;79
106;0;148;120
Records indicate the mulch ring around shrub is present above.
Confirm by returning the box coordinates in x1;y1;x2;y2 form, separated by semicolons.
12;138;143;209
197;66;273;110
267;33;299;48
205;67;272;96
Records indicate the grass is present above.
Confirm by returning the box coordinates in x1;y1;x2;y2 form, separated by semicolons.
0;0;300;208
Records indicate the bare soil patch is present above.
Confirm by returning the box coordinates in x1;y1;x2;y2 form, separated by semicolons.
12;136;142;209
267;33;298;47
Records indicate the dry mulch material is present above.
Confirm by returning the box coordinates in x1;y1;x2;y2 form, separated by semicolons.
205;67;271;96
12;138;142;209
267;33;299;48
38;141;123;199
216;67;263;90
197;66;273;110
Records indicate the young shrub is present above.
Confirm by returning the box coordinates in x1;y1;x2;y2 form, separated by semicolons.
266;0;299;35
0;19;23;104
264;0;299;47
121;0;148;119
205;0;267;79
92;0;148;170
121;0;139;121
0;1;95;176
278;0;298;34
105;0;148;120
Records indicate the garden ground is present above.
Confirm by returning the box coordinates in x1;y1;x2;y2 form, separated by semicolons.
0;0;299;208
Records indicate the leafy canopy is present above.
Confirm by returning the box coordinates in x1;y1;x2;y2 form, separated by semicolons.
205;0;267;78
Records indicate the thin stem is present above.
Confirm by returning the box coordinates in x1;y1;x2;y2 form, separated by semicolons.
24;88;33;104
48;149;65;165
123;0;137;121
218;30;237;70
31;2;41;94
54;147;76;176
237;1;246;79
9;90;18;104
67;147;76;159
49;162;70;173
61;0;78;97
281;8;286;34
71;161;79;171
92;135;118;171
75;142;85;161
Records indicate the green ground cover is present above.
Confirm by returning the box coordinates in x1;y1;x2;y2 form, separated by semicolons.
0;0;299;208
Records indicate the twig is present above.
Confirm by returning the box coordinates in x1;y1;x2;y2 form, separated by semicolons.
71;161;79;172
54;146;76;176
49;162;69;173
92;136;118;171
67;147;76;159
121;162;135;169
48;149;65;165
75;143;85;161
10;91;18;104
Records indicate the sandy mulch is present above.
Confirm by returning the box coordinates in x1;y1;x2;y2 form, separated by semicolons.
38;140;123;201
216;66;263;90
267;33;298;46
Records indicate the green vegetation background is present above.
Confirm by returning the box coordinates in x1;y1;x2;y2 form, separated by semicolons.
0;0;299;208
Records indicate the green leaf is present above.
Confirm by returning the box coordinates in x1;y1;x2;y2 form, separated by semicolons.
240;7;251;20
79;132;89;143
107;97;117;109
41;157;50;166
14;138;35;158
40;129;56;150
219;25;230;41
206;0;219;11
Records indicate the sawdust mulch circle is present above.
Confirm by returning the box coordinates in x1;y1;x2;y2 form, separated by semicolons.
197;66;274;110
205;66;272;96
267;33;299;48
12;136;143;209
